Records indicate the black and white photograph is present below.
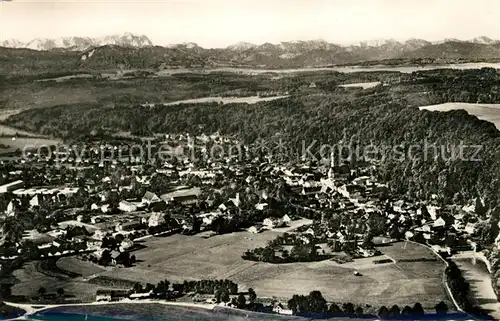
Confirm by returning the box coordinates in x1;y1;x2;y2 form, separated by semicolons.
0;1;500;320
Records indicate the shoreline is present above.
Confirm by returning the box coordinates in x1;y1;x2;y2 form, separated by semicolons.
3;301;476;321
3;299;217;320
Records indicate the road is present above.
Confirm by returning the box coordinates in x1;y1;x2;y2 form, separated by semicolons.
451;255;500;320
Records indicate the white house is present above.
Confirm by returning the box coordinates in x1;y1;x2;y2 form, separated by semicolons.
282;214;291;224
87;239;103;250
433;217;446;228
465;222;477;235
5;201;14;216
119;200;137;212
202;215;214;226
90;229;106;244
273;303;293;315
299;235;311;244
263;218;283;229
255;203;268;211
59;187;80;197
304;228;315;236
130;291;153;299
119;238;134;251
148;212;165;227
415;224;432;233
229;193;241;207
29;195;39;207
427;205;439;220
248;226;262;234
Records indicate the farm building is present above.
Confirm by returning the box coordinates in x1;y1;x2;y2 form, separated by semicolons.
95;289;129;302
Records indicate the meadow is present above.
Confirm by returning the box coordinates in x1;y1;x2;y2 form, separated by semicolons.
10;230;451;310
99;232;452;311
419;103;500;130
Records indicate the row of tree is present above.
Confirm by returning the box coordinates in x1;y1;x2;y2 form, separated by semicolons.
286;290;448;318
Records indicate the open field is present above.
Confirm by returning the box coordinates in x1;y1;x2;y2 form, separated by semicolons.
419;103;500;130
0;137;62;154
7;216;450;310
9;229;452;310
0;110;57;145
93;232;453;310
36;74;96;83
56;257;106;278
338;81;381;89
159;95;289;106
11;261;102;302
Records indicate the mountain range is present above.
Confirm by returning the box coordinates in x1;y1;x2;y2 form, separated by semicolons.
3;33;500;52
1;33;153;51
2;33;500;71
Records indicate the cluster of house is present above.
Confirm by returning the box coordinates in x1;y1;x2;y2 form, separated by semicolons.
237;159;482;258
0;179;83;217
247;215;292;234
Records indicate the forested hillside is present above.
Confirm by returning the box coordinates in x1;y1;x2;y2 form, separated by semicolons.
2;39;500;73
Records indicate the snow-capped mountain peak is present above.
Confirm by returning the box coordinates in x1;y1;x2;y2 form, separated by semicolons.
183;42;199;49
353;39;401;48
227;42;257;51
471;36;497;44
1;33;153;51
0;39;25;48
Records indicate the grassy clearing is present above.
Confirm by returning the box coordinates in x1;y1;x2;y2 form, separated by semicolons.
56;257;106;277
0;137;62;154
11;261;99;302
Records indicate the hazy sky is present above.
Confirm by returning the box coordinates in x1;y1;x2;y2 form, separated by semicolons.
1;0;500;47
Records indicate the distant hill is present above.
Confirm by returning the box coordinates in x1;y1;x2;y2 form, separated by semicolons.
403;41;500;60
2;36;500;72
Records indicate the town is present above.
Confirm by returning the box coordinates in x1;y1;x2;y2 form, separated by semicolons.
0;132;491;319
